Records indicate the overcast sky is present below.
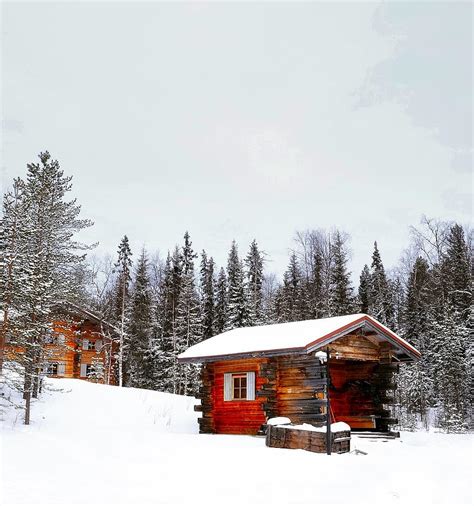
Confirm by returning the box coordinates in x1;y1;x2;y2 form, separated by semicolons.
1;1;472;280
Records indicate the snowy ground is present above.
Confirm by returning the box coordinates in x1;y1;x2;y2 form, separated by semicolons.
1;378;472;505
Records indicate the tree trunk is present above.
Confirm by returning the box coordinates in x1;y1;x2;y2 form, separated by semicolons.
24;390;31;425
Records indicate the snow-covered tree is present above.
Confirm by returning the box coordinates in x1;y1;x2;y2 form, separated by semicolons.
113;235;132;387
279;253;304;322
174;232;201;395
245;239;265;326
224;241;249;331
0;152;93;423
200;251;215;341
214;267;227;334
328;231;354;316
368;242;394;326
126;248;155;389
358;264;371;314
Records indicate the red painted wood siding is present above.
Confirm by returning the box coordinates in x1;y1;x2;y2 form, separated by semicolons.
211;358;268;435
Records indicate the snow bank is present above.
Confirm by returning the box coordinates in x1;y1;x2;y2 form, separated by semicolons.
276;422;351;432
1;377;472;505
267;416;292;426
0;376;199;434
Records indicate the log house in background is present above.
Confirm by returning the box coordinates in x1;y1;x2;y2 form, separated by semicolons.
178;314;421;435
1;302;118;385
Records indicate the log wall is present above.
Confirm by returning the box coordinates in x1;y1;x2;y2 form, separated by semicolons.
198;358;269;435
274;354;327;425
196;336;399;435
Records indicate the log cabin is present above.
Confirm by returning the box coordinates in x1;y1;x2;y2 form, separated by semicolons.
178;313;420;435
1;302;118;385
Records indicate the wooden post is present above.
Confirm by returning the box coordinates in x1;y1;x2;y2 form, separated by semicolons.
326;347;331;455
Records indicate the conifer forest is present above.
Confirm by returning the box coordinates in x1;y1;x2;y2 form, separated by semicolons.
1;152;472;432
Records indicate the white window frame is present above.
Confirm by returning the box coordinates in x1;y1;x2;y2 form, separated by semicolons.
224;371;256;401
83;339;95;351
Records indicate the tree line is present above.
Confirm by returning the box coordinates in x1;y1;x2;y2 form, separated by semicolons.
1;153;472;431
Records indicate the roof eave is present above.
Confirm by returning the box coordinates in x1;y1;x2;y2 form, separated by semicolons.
178;346;306;364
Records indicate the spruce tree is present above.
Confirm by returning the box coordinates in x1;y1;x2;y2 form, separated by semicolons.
328;231;354;316
368;242;394;326
443;224;471;315
225;241;249;330
154;252;177;392
308;249;324;318
397;257;434;427
214;267;228;334
113;235;133;387
1;152;92;423
0;179;28;374
358;264;371;314
245;239;265;326
279;253;304;322
174;232;201;395
431;224;472;430
126;248;155;389
200;251;215;341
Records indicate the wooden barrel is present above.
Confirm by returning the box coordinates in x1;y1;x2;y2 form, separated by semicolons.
265;425;350;454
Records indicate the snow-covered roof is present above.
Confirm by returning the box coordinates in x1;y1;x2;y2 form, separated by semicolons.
178;313;421;363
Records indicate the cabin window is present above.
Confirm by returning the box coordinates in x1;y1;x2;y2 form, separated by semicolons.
43;363;65;376
83;339;95;351
46;363;58;375
80;363;93;377
224;372;256;401
233;374;247;399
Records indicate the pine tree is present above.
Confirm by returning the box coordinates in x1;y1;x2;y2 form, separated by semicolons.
279;253;304;322
154;252;177;392
443;224;471;315
1;152;92;423
225;241;249;330
245;239;265;326
113;235;133;387
174;232;201;395
431;312;470;432
126;248;155;389
397;257;434;427
328;231;354;316
358;264;371;314
368;242;394;326
0;179;28;374
308;249;324;318
200;251;215;340
431;224;472;431
214;267;227;334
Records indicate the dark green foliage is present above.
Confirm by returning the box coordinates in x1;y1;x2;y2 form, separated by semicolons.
214;267;227;334
358;264;371;313
175;232;201;395
279;253;304;322
329;231;354;316
224;241;249;330
200;251;215;340
126;249;155;389
245;239;265;326
112;235;133;387
368;242;394;326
